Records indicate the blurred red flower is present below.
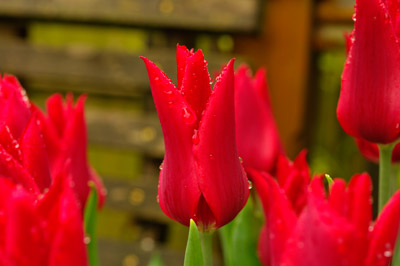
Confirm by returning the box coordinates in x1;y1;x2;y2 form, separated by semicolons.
235;65;283;174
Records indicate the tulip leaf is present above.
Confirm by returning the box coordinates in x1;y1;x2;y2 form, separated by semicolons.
231;198;262;266
148;253;164;266
184;219;204;266
84;182;99;266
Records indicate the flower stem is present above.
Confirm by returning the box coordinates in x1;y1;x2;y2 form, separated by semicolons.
200;231;213;266
378;144;395;212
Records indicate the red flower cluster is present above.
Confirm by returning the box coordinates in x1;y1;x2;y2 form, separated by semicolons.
0;75;105;265
251;152;400;266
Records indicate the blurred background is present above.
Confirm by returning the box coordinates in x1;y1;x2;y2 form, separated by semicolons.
0;0;377;265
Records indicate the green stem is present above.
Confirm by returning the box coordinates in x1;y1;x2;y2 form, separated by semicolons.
200;231;213;266
378;144;395;212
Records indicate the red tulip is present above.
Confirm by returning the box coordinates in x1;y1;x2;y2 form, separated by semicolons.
355;138;400;163
141;45;249;230
235;65;283;173
337;0;400;144
0;74;105;210
0;174;88;266
34;94;106;209
253;169;400;266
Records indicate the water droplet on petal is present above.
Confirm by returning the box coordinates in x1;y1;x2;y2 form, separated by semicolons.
156;195;160;203
209;154;214;160
248;180;253;190
182;107;196;124
84;236;91;244
159;162;164;170
192;129;199;145
383;250;392;258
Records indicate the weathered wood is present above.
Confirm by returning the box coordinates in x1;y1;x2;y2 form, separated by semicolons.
86;109;164;158
0;40;233;97
102;177;165;221
0;0;261;33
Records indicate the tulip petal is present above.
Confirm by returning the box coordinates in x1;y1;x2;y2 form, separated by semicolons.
180;49;211;124
249;169;297;266
329;178;347;216
365;190;400;266
46;94;66;138
20;115;52;192
235;65;282;173
193;60;249;228
337;0;400;143
0;145;39;194
5;188;46;266
176;44;192;90
141;57;201;226
48;179;88;266
281;193;359;266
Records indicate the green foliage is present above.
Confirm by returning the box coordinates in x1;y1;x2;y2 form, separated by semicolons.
220;198;262;266
184;220;204;266
84;183;99;266
147;253;164;266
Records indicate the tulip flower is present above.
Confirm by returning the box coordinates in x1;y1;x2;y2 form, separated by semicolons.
0;174;88;266
235;65;283;174
0;74;105;210
141;45;249;230
252;169;400;266
34;94;106;209
355;138;400;163
337;0;400;144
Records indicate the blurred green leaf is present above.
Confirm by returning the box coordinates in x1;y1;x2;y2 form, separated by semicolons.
220;198;262;266
184;220;203;266
84;183;99;266
231;198;262;266
148;253;164;266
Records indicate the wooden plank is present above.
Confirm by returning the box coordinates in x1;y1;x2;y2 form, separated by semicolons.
86;109;164;158
0;0;261;33
102;177;165;221
0;40;233;97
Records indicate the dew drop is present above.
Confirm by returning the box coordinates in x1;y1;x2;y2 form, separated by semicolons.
209;154;214;160
192;129;200;145
84;236;91;244
352;13;356;22
383;250;392;258
156;195;160;203
238;157;243;163
248;180;253;190
163;90;173;95
159;162;164;170
182;107;195;124
154;77;160;81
